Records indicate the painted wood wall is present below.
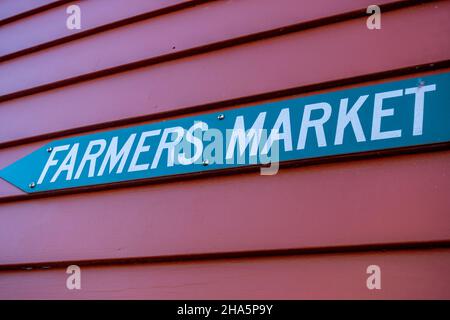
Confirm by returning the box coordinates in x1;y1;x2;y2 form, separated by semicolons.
0;0;449;299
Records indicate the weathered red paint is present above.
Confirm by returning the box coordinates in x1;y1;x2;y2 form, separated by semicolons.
0;0;449;299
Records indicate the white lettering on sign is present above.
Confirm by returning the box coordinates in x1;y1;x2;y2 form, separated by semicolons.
261;108;292;155
226;112;267;160
74;139;107;179
98;134;137;176
51;143;79;182
178;121;209;165
36;84;437;185
297;102;332;150
38;145;70;184
405;84;437;136
371;89;403;140
129;130;161;172
334;95;368;145
152;127;185;169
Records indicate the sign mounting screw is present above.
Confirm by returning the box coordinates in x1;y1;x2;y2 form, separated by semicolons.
46;147;53;153
217;114;225;120
202;159;209;166
28;182;36;189
418;79;425;88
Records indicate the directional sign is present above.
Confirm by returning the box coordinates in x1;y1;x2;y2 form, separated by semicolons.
1;72;449;193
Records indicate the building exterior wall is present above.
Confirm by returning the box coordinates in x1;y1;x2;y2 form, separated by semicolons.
0;0;449;299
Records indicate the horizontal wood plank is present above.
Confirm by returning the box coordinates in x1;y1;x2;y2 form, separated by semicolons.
1;248;449;299
0;0;61;23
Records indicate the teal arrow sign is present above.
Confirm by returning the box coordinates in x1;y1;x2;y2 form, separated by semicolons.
1;72;450;193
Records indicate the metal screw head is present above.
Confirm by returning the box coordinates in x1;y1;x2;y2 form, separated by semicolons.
46;147;53;153
28;182;36;189
217;114;225;120
202;159;209;166
418;79;425;87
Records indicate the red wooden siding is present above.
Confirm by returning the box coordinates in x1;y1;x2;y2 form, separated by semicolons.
0;0;62;23
0;0;191;57
1;1;449;147
1;249;449;299
0;0;403;96
0;0;449;299
0;150;449;266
